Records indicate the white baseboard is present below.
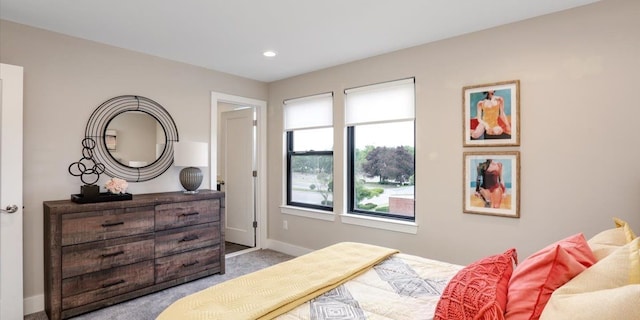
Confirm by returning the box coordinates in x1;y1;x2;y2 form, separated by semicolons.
264;239;312;257
24;293;44;316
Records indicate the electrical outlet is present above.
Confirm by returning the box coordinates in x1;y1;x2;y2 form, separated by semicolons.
283;220;288;230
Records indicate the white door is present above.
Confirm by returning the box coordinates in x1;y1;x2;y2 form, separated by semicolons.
0;63;24;320
221;108;255;247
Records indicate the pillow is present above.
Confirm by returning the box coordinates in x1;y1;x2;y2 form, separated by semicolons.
539;237;640;320
505;233;596;320
434;248;517;320
588;217;637;260
588;227;627;260
614;217;637;242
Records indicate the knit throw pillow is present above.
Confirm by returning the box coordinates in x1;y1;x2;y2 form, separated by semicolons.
434;248;517;320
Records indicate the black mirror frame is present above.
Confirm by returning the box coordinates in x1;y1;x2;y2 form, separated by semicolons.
85;95;179;182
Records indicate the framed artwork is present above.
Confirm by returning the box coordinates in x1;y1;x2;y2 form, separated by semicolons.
463;80;520;147
463;151;520;218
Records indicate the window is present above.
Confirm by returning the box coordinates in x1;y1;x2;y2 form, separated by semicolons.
345;78;415;220
284;93;333;211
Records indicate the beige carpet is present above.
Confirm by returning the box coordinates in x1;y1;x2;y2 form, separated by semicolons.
25;249;292;320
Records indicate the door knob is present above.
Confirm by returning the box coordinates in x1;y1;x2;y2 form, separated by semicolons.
1;205;18;214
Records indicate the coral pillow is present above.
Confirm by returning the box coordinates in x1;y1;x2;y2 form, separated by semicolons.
540;237;640;320
505;233;597;320
434;248;517;320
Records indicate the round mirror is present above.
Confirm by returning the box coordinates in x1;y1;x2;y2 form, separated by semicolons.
85;95;179;182
105;111;167;168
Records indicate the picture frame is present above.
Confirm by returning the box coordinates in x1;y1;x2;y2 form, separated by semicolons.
463;151;520;218
463;80;520;147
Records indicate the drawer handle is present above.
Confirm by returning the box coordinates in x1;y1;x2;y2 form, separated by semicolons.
179;235;200;242
101;221;124;227
101;279;125;288
182;260;199;268
101;250;125;258
180;212;199;217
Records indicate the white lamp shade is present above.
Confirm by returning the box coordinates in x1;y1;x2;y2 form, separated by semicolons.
173;141;208;167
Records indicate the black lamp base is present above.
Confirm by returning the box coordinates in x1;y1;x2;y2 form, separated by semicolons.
179;167;203;194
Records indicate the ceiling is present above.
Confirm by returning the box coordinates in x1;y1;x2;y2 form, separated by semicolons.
0;0;599;82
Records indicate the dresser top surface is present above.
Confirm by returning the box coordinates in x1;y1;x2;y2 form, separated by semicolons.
43;189;224;214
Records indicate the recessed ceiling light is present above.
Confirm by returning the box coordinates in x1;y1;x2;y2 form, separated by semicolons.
263;50;277;57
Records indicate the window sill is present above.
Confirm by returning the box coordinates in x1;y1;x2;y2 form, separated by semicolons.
278;206;417;234
280;205;336;221
341;213;418;234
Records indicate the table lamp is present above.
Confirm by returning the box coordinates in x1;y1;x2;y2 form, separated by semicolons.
173;141;208;194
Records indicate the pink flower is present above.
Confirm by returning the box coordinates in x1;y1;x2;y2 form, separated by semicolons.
104;177;128;194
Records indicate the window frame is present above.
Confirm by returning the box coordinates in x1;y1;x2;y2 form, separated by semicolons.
286;131;334;211
344;78;416;222
346;124;415;221
282;92;334;212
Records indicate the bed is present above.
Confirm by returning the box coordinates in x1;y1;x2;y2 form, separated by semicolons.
158;218;640;320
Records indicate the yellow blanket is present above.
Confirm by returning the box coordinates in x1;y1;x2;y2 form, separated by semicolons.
156;242;399;320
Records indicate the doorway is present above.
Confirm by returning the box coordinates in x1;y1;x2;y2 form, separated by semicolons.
210;92;267;257
220;106;255;252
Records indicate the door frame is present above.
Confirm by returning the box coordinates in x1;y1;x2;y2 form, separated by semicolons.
210;92;267;251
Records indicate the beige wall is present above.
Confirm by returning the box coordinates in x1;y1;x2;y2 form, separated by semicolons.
0;20;268;309
267;0;640;263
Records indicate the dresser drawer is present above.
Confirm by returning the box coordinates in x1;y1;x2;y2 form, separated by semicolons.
155;222;221;258
61;260;154;309
62;234;154;279
155;199;219;230
61;206;155;246
155;246;220;283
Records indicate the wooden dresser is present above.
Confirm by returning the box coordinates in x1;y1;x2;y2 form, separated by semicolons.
43;190;225;320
